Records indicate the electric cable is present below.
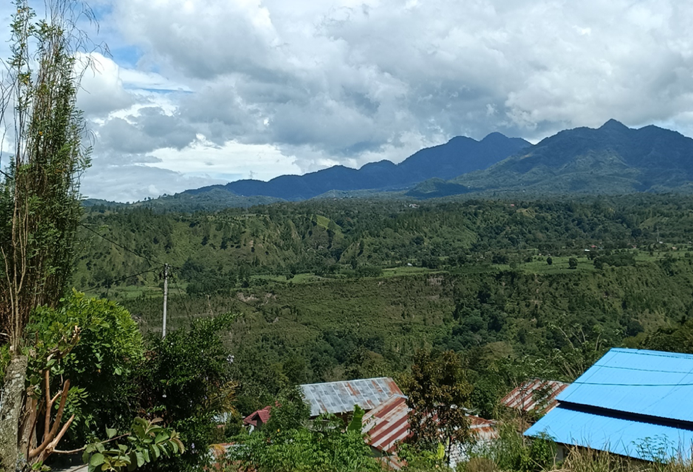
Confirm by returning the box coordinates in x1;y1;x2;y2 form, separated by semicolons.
79;267;160;293
79;222;162;266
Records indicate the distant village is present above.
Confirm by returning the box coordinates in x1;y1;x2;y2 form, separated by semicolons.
228;348;693;469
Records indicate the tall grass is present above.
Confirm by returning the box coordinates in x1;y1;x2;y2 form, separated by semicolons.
452;422;693;472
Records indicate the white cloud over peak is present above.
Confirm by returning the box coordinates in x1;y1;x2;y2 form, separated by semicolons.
7;0;693;201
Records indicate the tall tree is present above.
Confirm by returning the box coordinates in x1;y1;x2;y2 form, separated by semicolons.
403;350;473;464
0;0;92;468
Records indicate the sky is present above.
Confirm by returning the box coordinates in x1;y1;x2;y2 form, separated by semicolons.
2;0;693;202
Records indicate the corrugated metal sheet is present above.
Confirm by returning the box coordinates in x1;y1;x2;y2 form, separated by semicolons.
362;395;410;454
525;406;693;461
526;348;693;461
300;377;403;417
557;348;693;423
362;394;499;468
502;379;569;414
469;415;499;442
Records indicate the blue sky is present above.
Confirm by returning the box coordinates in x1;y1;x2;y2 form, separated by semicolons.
3;0;693;202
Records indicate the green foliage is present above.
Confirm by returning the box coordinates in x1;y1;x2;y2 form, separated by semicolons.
593;252;636;270
227;414;380;472
403;350;473;457
626;319;693;354
0;0;91;348
265;388;311;434
0;344;10;381
67;195;693;451
28;292;144;447
471;422;555;472
398;442;450;471
347;405;365;433
138;313;237;471
82;417;184;472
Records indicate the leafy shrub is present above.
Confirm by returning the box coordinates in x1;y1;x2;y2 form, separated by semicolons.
137;313;237;471
29;292;144;447
227;413;380;472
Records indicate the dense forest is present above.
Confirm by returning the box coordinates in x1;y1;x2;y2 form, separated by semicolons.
73;195;693;417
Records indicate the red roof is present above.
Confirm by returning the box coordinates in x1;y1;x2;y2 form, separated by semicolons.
469;415;498;442
362;395;499;470
243;405;272;427
501;379;568;415
362;395;410;454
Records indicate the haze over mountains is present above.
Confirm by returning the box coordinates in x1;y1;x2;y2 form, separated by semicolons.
126;119;693;210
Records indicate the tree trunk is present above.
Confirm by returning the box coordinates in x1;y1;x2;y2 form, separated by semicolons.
0;356;28;472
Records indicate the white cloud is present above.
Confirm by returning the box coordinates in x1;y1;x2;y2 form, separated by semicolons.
6;0;693;201
148;139;302;181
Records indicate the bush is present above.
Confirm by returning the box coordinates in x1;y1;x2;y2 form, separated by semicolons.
28;292;144;447
138;313;237;471
227;413;380;472
467;421;555;472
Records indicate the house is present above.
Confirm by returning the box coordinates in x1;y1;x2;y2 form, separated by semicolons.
300;377;403;418
501;379;569;416
525;348;693;462
361;394;498;470
361;395;409;470
243;405;272;431
241;378;402;433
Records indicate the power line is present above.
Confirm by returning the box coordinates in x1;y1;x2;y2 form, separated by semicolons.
169;272;194;319
79;268;160;293
79;222;162;266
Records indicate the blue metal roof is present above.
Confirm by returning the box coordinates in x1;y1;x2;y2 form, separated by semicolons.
526;406;693;461
557;348;693;423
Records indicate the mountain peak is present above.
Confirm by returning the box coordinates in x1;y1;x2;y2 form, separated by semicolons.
481;132;509;142
599;119;629;131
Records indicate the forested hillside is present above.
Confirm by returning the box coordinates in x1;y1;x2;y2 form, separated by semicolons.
414;120;693;197
78;195;693;288
73;195;693;416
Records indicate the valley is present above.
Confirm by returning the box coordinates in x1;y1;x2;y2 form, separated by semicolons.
74;195;693;417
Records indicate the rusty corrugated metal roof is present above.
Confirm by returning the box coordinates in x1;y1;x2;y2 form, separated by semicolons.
362;395;410;454
501;379;568;414
300;377;403;417
362;394;499;470
469;415;499;442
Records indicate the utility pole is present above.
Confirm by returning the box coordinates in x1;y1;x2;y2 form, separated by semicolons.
162;263;169;338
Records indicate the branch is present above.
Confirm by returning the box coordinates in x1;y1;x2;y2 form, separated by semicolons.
29;379;72;460
44;370;51;435
39;414;75;463
53;433;131;454
48;379;71;440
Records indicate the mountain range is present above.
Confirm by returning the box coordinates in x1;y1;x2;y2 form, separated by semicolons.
135;119;693;210
438;119;693;196
185;133;530;201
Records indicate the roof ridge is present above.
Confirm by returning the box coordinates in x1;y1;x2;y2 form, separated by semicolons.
299;376;392;387
609;348;693;360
